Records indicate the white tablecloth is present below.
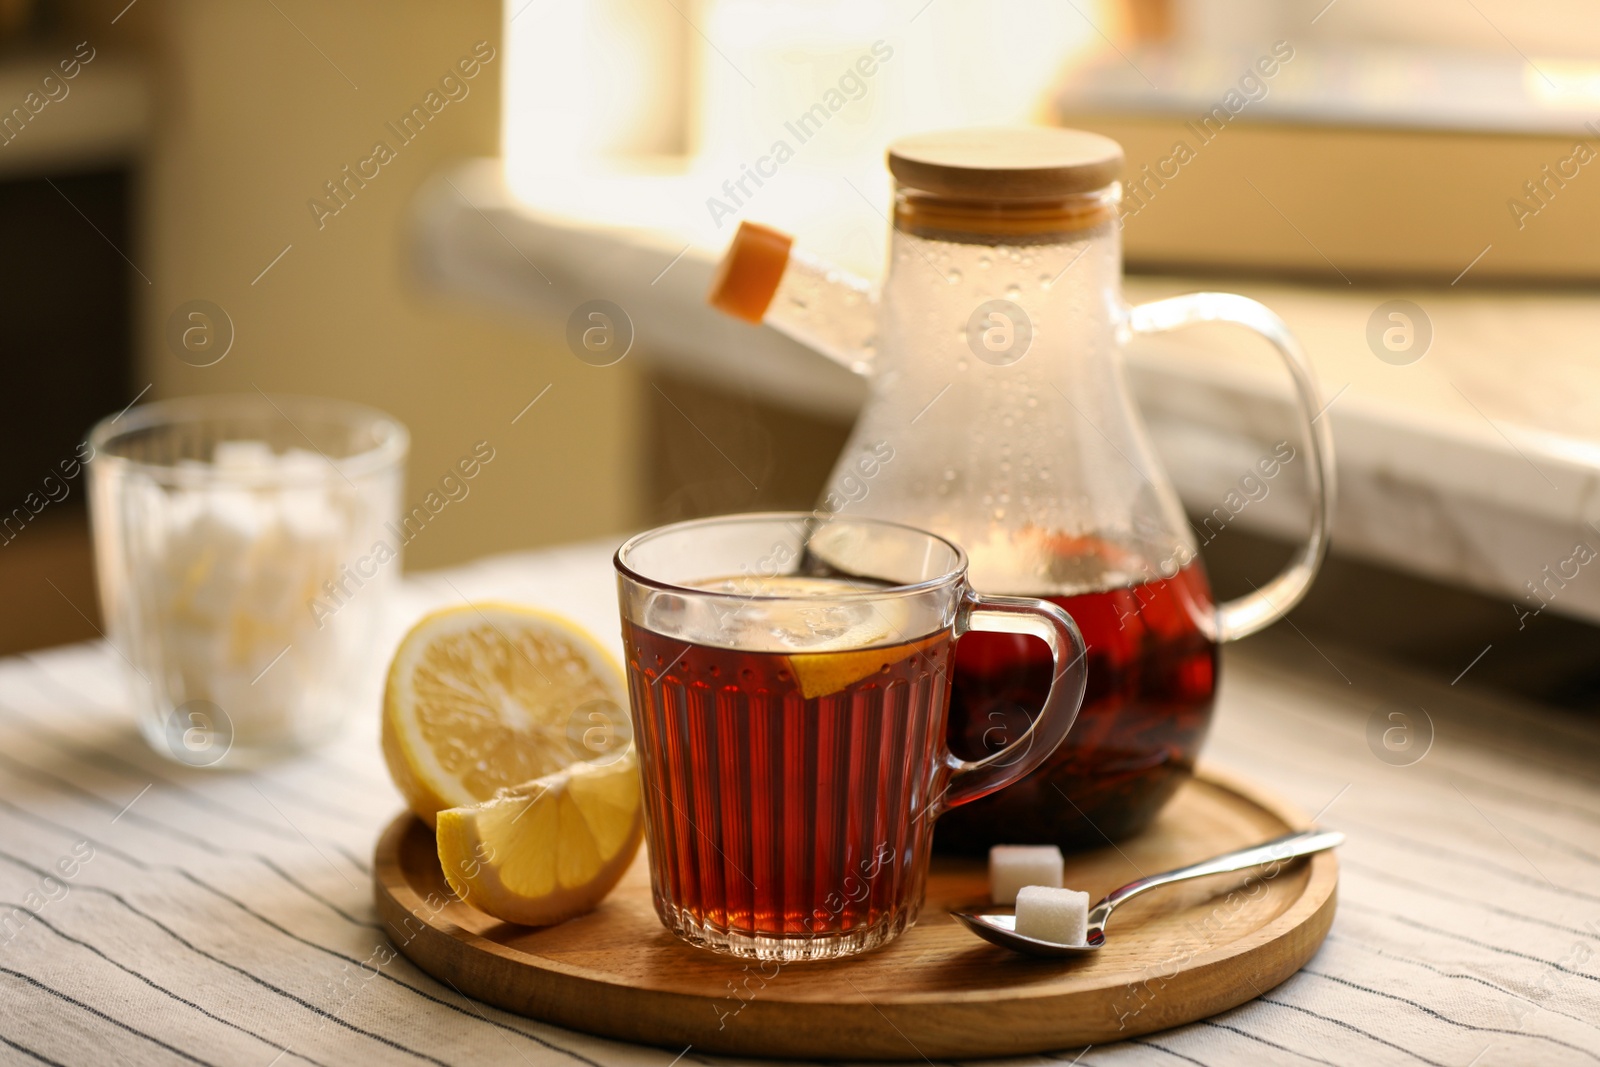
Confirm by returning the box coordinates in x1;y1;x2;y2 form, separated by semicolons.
0;541;1596;1066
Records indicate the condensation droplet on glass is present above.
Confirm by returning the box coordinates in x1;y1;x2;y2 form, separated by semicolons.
1005;285;1021;300
978;254;992;270
956;358;968;371
946;269;962;284
1026;395;1038;408
1039;272;1054;289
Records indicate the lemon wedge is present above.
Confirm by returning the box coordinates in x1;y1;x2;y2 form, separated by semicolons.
381;602;629;826
435;751;643;926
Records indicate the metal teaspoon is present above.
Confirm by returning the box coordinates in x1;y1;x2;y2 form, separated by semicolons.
952;828;1345;958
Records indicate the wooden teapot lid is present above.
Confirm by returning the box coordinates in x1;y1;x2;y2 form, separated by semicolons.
888;127;1123;200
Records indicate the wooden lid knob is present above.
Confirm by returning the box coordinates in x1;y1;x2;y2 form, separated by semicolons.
707;221;793;324
888;127;1123;200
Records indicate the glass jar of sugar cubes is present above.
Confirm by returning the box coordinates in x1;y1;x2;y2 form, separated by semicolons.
88;394;408;767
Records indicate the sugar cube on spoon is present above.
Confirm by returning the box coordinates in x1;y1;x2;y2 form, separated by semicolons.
989;845;1064;904
1015;885;1090;946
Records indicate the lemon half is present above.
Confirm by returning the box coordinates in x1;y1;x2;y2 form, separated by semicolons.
381;602;629;826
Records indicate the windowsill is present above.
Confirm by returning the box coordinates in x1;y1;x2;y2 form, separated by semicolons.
413;158;1600;624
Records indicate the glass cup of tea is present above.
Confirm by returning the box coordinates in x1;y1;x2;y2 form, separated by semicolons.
614;512;1089;961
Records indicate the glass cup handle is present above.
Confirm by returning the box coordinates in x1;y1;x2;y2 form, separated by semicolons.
1127;292;1338;643
934;589;1090;817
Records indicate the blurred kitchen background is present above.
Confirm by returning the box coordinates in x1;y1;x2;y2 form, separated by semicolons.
5;0;1599;710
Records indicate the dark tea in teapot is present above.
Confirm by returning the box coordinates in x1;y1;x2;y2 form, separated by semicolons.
940;559;1217;850
708;127;1334;852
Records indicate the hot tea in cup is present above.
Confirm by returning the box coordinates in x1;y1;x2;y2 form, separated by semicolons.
614;513;1088;960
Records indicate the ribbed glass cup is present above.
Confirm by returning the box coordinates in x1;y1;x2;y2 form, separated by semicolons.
614;513;1089;961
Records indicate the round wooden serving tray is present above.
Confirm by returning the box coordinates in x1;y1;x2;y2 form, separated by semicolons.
374;766;1337;1059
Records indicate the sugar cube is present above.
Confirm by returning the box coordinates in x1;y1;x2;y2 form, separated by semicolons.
1015;885;1090;946
989;844;1064;904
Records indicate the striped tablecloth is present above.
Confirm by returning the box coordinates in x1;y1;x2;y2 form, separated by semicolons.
0;540;1595;1066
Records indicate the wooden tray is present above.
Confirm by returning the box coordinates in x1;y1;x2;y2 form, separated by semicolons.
374;766;1337;1059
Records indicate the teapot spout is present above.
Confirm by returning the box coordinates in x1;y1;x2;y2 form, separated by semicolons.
708;221;877;377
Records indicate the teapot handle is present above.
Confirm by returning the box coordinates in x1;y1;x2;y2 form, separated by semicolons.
1127;293;1337;643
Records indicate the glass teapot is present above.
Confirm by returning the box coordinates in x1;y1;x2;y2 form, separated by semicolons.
708;128;1335;850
